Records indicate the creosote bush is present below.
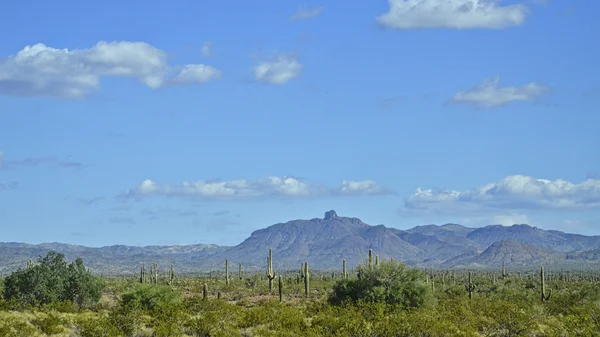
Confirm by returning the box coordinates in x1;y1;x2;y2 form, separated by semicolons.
329;259;432;309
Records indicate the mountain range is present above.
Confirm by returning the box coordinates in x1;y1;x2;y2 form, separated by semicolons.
1;210;599;275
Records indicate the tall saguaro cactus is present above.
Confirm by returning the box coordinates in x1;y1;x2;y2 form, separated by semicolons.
368;249;373;269
278;275;283;302
266;249;276;293
465;271;476;299
304;261;310;298
169;264;174;286
541;266;552;302
502;261;507;279
239;263;243;280
140;265;146;284
343;259;348;280
203;283;208;299
225;258;230;286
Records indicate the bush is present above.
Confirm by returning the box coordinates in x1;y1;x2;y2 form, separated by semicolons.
2;252;104;309
329;260;431;309
121;284;180;311
31;312;65;335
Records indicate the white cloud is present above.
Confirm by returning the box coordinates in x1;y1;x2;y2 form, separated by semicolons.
290;6;325;21
0;41;222;99
124;176;392;200
377;0;528;29
405;175;600;213
201;42;213;57
254;55;302;85
339;180;396;196
452;77;549;108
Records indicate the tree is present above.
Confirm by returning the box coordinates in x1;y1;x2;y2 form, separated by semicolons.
329;259;432;309
2;251;104;308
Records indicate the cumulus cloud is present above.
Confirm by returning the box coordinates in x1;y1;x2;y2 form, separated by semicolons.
451;77;549;108
254;55;302;85
377;0;528;29
339;180;396;196
123;176;393;200
404;175;600;213
290;6;325;21
0;41;222;99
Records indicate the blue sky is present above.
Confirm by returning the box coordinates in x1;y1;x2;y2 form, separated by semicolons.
0;0;598;247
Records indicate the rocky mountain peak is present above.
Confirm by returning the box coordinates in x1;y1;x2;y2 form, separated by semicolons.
324;210;338;220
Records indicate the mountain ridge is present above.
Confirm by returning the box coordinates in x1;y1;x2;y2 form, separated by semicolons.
1;210;599;274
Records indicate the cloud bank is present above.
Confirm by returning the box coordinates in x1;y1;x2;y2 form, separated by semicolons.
377;0;528;29
0;41;222;98
405;175;600;213
124;176;394;200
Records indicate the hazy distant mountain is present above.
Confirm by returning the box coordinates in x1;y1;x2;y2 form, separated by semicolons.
1;210;599;274
0;242;227;275
447;240;566;268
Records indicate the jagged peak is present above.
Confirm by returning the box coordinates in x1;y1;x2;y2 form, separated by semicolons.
324;210;338;220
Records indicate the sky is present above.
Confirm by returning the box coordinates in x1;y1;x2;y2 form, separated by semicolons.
0;0;599;247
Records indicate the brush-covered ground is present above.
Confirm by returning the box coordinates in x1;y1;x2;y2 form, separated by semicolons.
1;254;599;336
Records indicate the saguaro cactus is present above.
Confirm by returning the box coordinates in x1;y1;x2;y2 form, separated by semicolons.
368;249;373;269
501;261;506;279
278;275;283;302
26;259;34;269
266;249;276;293
343;259;348;280
239;263;243;280
375;255;379;266
541;266;552;302
225;258;230;286
140;265;145;284
304;261;310;298
169;264;174;286
465;271;476;299
203;283;208;299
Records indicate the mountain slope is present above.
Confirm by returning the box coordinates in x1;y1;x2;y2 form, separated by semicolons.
224;211;424;269
1;211;600;274
448;240;566;268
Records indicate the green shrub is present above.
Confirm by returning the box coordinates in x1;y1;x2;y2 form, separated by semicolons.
2;252;104;309
121;284;180;311
76;313;121;337
329;260;432;309
31;312;65;335
109;302;143;337
0;315;39;337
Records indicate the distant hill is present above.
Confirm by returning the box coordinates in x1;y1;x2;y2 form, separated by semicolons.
1;210;599;274
446;240;566;268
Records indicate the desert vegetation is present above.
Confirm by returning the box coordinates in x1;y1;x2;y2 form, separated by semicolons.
1;250;600;336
